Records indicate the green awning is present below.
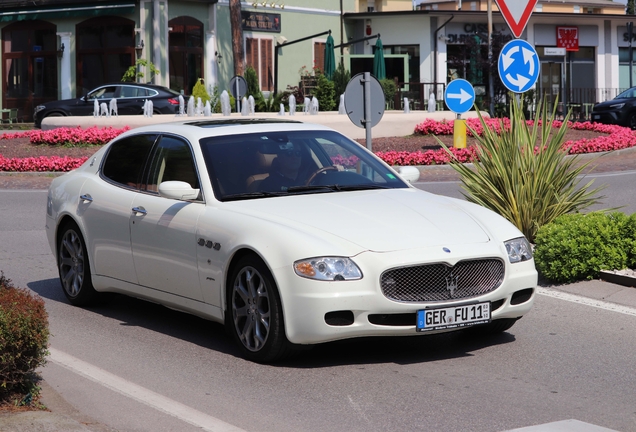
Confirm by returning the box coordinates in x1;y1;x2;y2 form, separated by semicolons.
0;3;135;22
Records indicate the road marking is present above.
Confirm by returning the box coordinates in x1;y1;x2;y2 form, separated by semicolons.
537;287;636;317
48;347;245;432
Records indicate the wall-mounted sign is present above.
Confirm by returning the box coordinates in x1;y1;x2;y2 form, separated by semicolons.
443;23;513;45
241;11;281;33
544;47;566;56
557;26;579;51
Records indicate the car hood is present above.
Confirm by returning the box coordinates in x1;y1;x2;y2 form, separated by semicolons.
231;189;491;252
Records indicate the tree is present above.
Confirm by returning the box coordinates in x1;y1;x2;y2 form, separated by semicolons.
229;0;245;76
628;0;635;15
446;31;512;117
121;59;160;83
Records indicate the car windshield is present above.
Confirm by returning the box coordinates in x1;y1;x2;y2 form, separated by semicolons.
200;130;409;201
616;88;636;99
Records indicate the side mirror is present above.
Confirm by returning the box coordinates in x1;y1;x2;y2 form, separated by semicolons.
398;166;421;183
158;181;200;201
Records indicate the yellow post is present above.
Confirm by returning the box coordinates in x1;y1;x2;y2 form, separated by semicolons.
453;117;467;148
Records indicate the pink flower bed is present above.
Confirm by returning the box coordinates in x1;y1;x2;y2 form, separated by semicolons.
0;126;130;146
0;155;88;172
376;119;636;166
0;126;128;172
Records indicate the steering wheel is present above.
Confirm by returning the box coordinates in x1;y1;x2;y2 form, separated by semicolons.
305;166;339;185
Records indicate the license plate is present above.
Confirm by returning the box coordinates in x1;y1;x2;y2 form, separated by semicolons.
592;114;600;120
416;302;490;332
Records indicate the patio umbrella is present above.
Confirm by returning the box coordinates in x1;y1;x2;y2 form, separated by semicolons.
373;37;386;80
324;33;336;80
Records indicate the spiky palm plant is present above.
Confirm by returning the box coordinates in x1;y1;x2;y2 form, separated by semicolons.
442;96;605;243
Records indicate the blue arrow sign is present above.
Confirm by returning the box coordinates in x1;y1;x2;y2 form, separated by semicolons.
498;39;539;94
444;79;475;114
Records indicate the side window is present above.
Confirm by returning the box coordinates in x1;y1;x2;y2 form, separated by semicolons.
120;86;135;98
145;136;199;193
102;134;157;188
88;86;117;99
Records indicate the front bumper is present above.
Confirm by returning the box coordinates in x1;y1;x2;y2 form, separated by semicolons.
274;244;537;345
590;110;628;127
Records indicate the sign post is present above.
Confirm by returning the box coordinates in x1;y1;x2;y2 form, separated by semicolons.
494;0;538;38
444;79;475;149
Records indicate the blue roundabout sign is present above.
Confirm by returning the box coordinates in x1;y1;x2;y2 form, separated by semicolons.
498;39;540;94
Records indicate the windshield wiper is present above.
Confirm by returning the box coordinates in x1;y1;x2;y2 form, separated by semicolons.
222;191;286;201
286;185;340;193
337;184;390;191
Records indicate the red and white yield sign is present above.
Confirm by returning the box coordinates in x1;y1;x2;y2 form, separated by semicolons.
494;0;539;38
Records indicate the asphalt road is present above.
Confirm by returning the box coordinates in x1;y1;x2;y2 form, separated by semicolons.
416;170;636;216
1;183;635;432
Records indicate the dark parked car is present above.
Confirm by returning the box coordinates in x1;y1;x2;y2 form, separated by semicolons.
34;83;181;128
591;87;636;129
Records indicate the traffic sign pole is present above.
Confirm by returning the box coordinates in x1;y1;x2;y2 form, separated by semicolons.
454;118;467;149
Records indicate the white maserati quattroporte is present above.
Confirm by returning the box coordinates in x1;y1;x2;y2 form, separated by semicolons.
46;119;536;362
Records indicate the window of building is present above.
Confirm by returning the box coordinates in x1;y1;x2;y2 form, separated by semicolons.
246;37;273;91
77;17;135;96
169;16;204;95
314;41;326;73
2;20;58;121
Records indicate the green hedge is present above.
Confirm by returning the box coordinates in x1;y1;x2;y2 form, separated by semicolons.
534;212;636;283
0;272;49;404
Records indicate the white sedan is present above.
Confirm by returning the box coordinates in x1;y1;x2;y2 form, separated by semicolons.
46;119;537;362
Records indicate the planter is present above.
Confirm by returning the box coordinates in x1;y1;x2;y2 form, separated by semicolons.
599;269;636;288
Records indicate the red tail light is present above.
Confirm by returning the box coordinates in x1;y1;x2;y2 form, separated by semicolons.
168;98;179;105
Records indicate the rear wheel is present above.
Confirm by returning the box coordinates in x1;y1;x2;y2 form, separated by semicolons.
226;255;291;363
57;222;99;306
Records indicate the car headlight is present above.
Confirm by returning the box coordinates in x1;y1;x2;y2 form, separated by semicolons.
610;103;625;109
294;257;362;281
34;105;46;114
505;237;533;263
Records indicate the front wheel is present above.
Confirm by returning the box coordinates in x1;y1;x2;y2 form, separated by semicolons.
57;222;99;306
629;113;636;130
226;255;291;362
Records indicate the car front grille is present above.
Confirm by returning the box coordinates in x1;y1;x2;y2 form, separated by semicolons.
380;259;505;302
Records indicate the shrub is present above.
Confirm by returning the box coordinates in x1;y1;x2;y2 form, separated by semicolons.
440;96;605;242
313;72;336;111
0;272;49;404
379;79;396;107
245;66;260;99
332;62;350;107
191;78;210;105
255;91;284;113
534;213;636;283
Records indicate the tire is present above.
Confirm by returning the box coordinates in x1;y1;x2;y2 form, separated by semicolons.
629;113;636;130
47;112;64;117
57;221;99;306
226;255;291;363
468;318;518;336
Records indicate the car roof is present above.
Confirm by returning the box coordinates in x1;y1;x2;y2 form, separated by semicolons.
119;118;337;142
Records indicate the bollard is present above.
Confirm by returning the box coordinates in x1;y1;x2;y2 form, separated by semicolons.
453;118;466;148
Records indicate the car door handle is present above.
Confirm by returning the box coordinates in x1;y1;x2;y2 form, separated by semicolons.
132;206;147;215
79;194;93;202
